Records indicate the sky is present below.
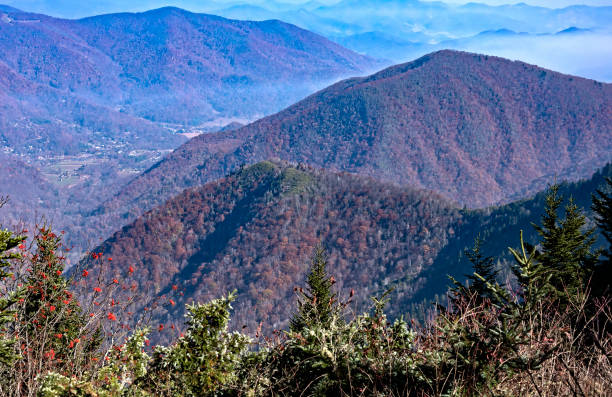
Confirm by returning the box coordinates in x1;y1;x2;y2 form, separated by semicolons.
429;0;612;5
3;0;612;18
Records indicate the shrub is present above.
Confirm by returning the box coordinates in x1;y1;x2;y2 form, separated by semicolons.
140;292;250;395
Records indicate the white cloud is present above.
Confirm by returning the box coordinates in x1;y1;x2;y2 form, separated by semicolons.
422;0;612;7
454;32;612;81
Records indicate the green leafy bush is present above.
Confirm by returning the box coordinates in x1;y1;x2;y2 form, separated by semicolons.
141;292;250;395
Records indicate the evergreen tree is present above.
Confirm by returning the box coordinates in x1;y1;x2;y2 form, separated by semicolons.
464;236;498;300
591;177;612;297
532;185;597;301
290;246;337;332
23;227;91;357
0;197;25;365
510;231;546;306
447;236;499;310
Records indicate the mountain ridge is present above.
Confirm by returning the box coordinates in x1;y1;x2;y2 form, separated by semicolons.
84;160;462;331
0;5;380;155
97;50;612;237
84;160;612;334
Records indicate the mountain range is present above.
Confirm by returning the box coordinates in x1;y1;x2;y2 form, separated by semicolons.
9;1;612;39
2;48;610;267
0;3;610;343
0;5;378;156
98;50;612;231
79;50;612;333
4;1;612;82
0;5;379;255
84;159;612;334
211;0;612;82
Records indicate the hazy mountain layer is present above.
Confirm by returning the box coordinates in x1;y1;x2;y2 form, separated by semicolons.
0;6;379;155
100;49;612;232
214;0;612;82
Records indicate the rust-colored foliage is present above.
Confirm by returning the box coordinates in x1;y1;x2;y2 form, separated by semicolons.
85;161;461;335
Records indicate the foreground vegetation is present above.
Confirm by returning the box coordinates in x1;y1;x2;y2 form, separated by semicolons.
0;177;610;396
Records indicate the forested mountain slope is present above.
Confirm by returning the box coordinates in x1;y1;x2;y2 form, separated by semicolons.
85;162;612;334
84;161;462;332
0;6;378;155
100;50;612;239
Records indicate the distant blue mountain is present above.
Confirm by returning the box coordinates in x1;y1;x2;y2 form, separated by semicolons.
0;5;380;155
557;26;592;34
476;28;520;36
332;31;423;60
3;1;612;81
0;4;21;12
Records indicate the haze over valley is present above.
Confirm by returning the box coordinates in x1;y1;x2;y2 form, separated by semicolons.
0;2;611;394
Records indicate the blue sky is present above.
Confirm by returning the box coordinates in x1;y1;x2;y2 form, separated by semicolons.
3;0;612;19
435;0;612;5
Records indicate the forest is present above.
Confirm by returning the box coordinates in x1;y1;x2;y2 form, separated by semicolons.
0;164;610;396
73;162;612;336
1;4;611;396
85;161;464;334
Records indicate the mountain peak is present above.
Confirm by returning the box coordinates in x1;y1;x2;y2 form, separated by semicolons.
100;50;611;227
360;49;587;86
140;6;202;18
80;6;213;21
557;26;591;34
0;4;20;12
88;159;459;331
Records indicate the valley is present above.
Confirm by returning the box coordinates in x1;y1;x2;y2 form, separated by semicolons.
0;5;380;260
0;3;610;394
